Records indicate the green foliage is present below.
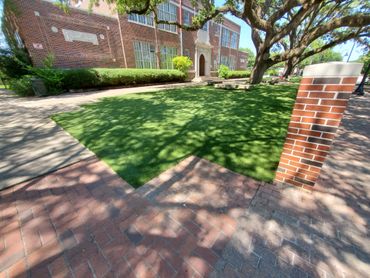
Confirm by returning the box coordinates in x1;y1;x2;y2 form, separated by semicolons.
266;68;279;76
218;65;229;79
29;54;64;94
172;56;193;76
53;85;298;187
9;75;34;97
288;76;302;83
357;52;370;73
96;68;185;87
60;69;101;90
300;44;343;67
226;70;251;79
59;68;185;90
239;47;256;67
0;48;31;79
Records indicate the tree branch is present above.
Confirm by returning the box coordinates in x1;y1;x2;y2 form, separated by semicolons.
153;5;232;31
243;0;270;31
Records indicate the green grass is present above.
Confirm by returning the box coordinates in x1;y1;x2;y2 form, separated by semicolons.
0;85;5;89
52;85;297;187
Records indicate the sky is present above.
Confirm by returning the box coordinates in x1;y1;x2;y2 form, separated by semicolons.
0;0;365;61
0;0;5;49
217;1;364;61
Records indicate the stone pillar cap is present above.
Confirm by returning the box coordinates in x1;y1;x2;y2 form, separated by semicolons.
303;62;363;77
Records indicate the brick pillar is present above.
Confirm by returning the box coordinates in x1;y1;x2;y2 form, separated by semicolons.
275;62;363;190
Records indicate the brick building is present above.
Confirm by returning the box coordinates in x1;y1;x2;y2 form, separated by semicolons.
3;0;248;79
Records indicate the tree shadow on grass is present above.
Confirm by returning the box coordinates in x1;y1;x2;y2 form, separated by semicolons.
52;85;298;187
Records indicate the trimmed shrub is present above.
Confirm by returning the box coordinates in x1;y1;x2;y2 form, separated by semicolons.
61;69;100;89
59;68;186;89
96;69;185;87
266;68;279;76
172;56;193;77
8;68;186;96
226;70;251;79
9;75;34;96
32;68;64;94
218;65;229;79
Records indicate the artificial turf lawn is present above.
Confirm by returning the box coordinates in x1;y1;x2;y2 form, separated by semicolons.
52;85;297;187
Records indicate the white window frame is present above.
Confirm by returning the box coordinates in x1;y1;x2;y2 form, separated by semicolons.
157;2;177;33
184;48;191;58
183;10;191;26
160;46;178;69
214;23;220;37
230;32;238;49
221;29;230;48
134;41;157;69
128;13;154;28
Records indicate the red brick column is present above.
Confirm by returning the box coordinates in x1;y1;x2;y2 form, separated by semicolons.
275;62;363;190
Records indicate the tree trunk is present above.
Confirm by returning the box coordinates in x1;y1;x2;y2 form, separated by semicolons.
250;56;270;84
283;58;294;78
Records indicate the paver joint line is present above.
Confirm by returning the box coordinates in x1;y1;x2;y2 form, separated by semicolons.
0;91;369;277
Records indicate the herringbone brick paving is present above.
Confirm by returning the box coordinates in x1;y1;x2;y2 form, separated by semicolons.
1;95;369;277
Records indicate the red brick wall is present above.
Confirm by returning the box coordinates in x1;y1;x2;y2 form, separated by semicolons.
275;73;360;190
237;51;248;70
11;0;124;68
8;0;244;71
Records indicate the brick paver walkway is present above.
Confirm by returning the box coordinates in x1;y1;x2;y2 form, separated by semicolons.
1;95;369;277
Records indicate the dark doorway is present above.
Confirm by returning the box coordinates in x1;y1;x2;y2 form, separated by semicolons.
199;54;205;76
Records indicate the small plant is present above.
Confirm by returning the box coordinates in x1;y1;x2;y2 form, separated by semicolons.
9;75;34;96
29;54;64;94
218;64;229;79
172;56;193;77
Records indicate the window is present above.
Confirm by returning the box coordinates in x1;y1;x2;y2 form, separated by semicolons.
221;29;230;47
220;55;236;70
14;31;24;48
134;41;157;69
214;23;220;36
230;32;238;49
184;49;191;58
160;46;177;69
201;22;208;31
229;56;236;70
221;28;238;49
128;13;154;27
213;59;218;70
220;55;228;67
158;2;177;33
183;10;191;26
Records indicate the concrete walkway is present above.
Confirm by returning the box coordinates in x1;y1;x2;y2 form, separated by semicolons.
0;93;369;277
0;82;202;189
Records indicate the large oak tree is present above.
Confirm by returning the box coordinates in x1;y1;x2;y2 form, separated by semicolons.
87;0;369;83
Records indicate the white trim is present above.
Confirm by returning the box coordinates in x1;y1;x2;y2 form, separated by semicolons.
215;22;240;35
127;19;155;29
157;26;178;35
303;62;363;77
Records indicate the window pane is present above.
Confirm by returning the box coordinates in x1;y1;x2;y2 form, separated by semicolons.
158;1;177;33
134;41;157;69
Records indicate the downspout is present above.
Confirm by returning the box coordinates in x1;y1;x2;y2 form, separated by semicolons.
179;0;183;55
154;21;161;68
117;13;128;68
218;23;222;66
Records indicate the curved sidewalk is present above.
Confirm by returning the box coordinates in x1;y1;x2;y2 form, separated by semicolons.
0;82;201;190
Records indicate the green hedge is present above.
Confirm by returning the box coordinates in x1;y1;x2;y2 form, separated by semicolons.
226;70;251;79
61;68;186;90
